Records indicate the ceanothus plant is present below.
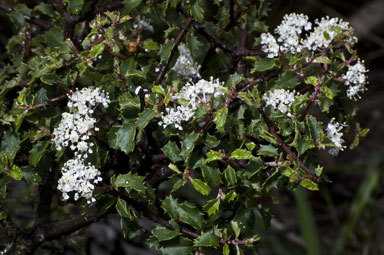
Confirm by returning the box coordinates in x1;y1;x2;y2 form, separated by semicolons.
0;1;370;254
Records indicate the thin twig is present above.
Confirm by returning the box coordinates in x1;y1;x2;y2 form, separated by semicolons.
18;95;67;110
155;16;193;85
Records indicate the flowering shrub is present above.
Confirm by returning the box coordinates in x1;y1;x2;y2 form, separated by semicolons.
0;0;370;254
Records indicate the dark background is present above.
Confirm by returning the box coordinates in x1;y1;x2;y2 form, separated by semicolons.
1;0;383;254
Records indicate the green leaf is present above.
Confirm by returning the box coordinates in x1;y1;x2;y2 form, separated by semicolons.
41;73;59;85
191;178;211;196
205;134;220;148
159;43;173;63
108;123;136;154
159;237;194;255
0;176;11;199
214;108;228;133
113;173;150;195
231;221;241;238
276;71;298;89
29;140;49;167
143;40;159;51
120;58;145;78
162;141;183;163
203;198;220;216
9;165;22;180
21;166;41;184
116;198;131;218
0;132;21;163
45;26;64;47
161;196;205;229
89;43;105;59
231;149;253;160
223;244;230;255
121;217;140;240
248;56;277;72
34;3;55;17
152;225;180;242
180;132;199;162
224;165;237;185
226;73;245;87
300;179;319;191
68;0;84;14
257;144;279;157
314;56;331;64
206;150;223;163
124;0;141;12
201;163;222;186
137;108;156;130
152;85;165;95
191;2;204;22
193;230;219;248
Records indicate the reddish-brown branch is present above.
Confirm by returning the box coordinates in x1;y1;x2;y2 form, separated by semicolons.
155;16;193;85
260;110;317;181
18;95;67;110
0;3;52;30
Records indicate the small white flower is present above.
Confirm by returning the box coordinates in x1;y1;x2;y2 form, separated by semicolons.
172;43;201;78
159;77;225;129
133;16;154;32
326;119;346;156
263;89;296;117
342;60;368;100
261;33;279;58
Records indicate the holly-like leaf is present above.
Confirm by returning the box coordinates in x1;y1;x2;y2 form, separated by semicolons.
191;178;211;196
224;165;237;185
162;141;183;163
193;230;220;248
276;71;299;89
137;108;156;130
231;149;253;160
108;123;136;154
300;179;319;191
214;108;228;133
203;198;220;216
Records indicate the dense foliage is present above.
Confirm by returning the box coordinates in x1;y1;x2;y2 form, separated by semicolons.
0;0;370;254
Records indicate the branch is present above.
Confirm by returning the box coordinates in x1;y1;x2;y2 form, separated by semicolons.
155;16;193;85
47;0;79;40
18;95;67;110
260;110;317;181
0;3;52;30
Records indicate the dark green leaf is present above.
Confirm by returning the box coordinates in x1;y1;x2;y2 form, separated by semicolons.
68;0;84;14
162;141;183;163
203;198;220;216
193;230;219;248
29;140;49;167
137;108;156;130
224;165;237;185
214;108;228;133
116;198;131;218
201;163;222;186
276;71;298;89
257;144;279;157
124;0;141;12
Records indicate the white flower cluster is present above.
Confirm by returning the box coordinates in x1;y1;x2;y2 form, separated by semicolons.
342;60;368;100
172;43;201;78
133;16;154;32
53;87;110;158
57;157;102;202
53;87;110;203
303;17;351;51
326;119;345;156
260;33;279;58
275;13;312;54
159;77;225;130
263;89;296;117
261;13;354;57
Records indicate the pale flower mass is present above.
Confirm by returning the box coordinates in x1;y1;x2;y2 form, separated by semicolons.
53;87;110;203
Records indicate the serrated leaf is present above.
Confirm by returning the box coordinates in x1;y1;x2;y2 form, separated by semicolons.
180;132;199;162
108;123;136;154
203;198;220;216
29;140;49;167
124;0;141;12
248;56;277;72
257;144;279;157
162;141;183;163
314;56;331;64
201;163;222;186
152;85;165;95
89;43;105;59
8;165;22;180
276;71;298;89
137;108;156;130
193;230;219;248
143;40;159;51
231;149;253;160
224;165;237;185
214;108;228;133
161;196;205;229
191;178;211;196
206;150;223;163
159;43;173;63
0;132;20;163
191;2;204;22
300;179;319;191
120;58;145;78
121;217;140;240
68;0;84;14
152;225;180;242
